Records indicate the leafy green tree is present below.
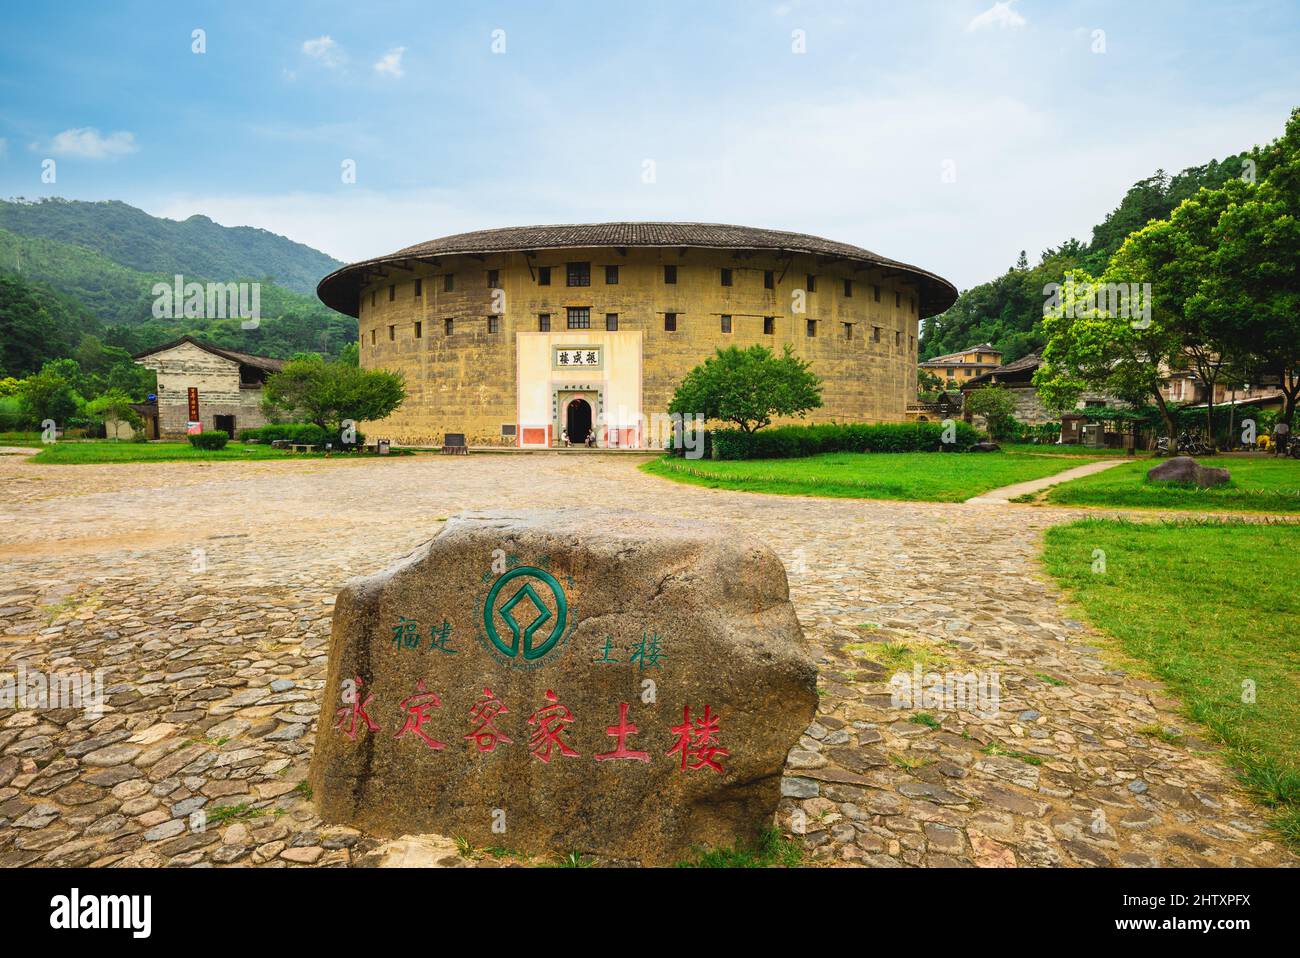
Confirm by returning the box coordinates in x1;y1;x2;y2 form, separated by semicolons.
1194;108;1300;426
85;389;143;438
1112;180;1250;446
668;344;822;433
964;385;1017;439
261;354;405;434
18;359;83;426
1034;267;1184;444
917;368;945;401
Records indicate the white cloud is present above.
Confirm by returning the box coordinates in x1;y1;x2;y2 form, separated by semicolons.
47;128;138;159
141;93;1288;293
968;1;1026;32
302;35;343;68
373;47;405;78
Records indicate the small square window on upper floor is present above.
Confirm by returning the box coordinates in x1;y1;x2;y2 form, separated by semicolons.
567;262;591;287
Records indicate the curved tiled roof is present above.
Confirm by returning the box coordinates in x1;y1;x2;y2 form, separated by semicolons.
316;222;958;318
132;335;285;372
964;350;1042;388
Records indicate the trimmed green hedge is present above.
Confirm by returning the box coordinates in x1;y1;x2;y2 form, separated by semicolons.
188;430;230;450
709;421;983;460
238;423;328;445
237;423;366;448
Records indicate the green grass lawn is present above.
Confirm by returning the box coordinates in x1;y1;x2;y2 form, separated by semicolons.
1043;518;1300;848
0;431;44;447
27;440;343;464
1044;456;1300;513
641;450;1105;502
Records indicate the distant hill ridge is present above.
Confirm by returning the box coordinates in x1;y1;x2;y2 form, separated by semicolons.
0;199;357;373
918;149;1250;365
0;197;343;296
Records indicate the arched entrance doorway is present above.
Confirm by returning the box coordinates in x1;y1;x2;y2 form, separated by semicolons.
566;397;592;446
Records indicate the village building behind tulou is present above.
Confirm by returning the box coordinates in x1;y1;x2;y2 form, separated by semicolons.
317;223;959;447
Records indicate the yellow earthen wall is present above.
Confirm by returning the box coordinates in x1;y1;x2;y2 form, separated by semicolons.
356;248;923;446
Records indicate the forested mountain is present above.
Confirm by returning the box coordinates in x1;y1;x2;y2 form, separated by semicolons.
919;153;1250;363
0;259;357;378
0;201;357;378
0;198;342;295
0;227;161;326
0;273;103;379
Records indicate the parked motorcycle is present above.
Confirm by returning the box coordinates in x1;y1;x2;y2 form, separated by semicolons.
1155;432;1214;457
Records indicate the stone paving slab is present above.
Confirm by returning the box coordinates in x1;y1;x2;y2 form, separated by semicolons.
0;450;1293;867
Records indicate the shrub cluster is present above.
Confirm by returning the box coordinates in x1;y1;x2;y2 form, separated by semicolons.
709;421;983;460
1004;419;1062;444
238;423;328;445
188;430;230;450
237;423;365;448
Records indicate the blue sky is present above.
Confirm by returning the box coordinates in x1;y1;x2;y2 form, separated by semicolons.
1;0;1297;289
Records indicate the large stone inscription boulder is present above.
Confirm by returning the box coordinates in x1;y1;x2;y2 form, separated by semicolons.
1147;456;1230;487
309;509;817;865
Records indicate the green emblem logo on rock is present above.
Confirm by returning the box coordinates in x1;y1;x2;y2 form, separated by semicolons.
482;566;569;664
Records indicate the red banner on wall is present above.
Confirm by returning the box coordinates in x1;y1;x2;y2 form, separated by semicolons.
187;387;200;422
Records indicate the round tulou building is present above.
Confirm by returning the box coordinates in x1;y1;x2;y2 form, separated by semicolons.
316;223;958;448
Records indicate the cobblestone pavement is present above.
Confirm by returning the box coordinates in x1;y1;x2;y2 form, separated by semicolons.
0;449;1293;868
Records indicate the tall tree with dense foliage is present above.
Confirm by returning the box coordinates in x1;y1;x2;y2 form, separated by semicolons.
17;359;83;427
1034;267;1185;444
261;354;406;435
964;385;1017;439
1194;107;1300;427
1036;108;1300;443
669;344;823;433
1112;180;1249;446
84;389;143;437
